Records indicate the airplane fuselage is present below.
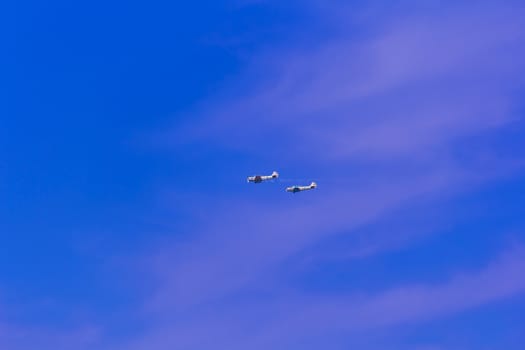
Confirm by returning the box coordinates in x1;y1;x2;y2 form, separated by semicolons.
247;171;279;183
286;182;317;193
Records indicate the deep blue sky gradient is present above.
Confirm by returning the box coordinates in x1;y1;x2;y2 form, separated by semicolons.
3;1;525;349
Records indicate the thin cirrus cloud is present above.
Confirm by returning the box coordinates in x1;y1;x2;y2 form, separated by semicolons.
128;2;525;349
145;2;525;314
264;244;525;335
171;1;525;163
5;2;524;350
1;239;523;350
146;161;514;312
113;244;525;350
247;244;525;349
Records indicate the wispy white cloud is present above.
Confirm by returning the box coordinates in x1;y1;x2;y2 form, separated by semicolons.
71;2;525;350
271;244;525;333
170;1;525;164
141;0;525;324
144;154;521;315
107;244;525;350
126;2;525;349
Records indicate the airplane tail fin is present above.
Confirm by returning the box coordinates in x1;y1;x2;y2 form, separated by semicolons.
272;171;279;178
310;182;317;188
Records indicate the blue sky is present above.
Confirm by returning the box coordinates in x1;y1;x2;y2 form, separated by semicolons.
2;0;525;349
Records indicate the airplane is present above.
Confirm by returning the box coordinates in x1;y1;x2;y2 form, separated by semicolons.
286;182;317;193
247;171;279;183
